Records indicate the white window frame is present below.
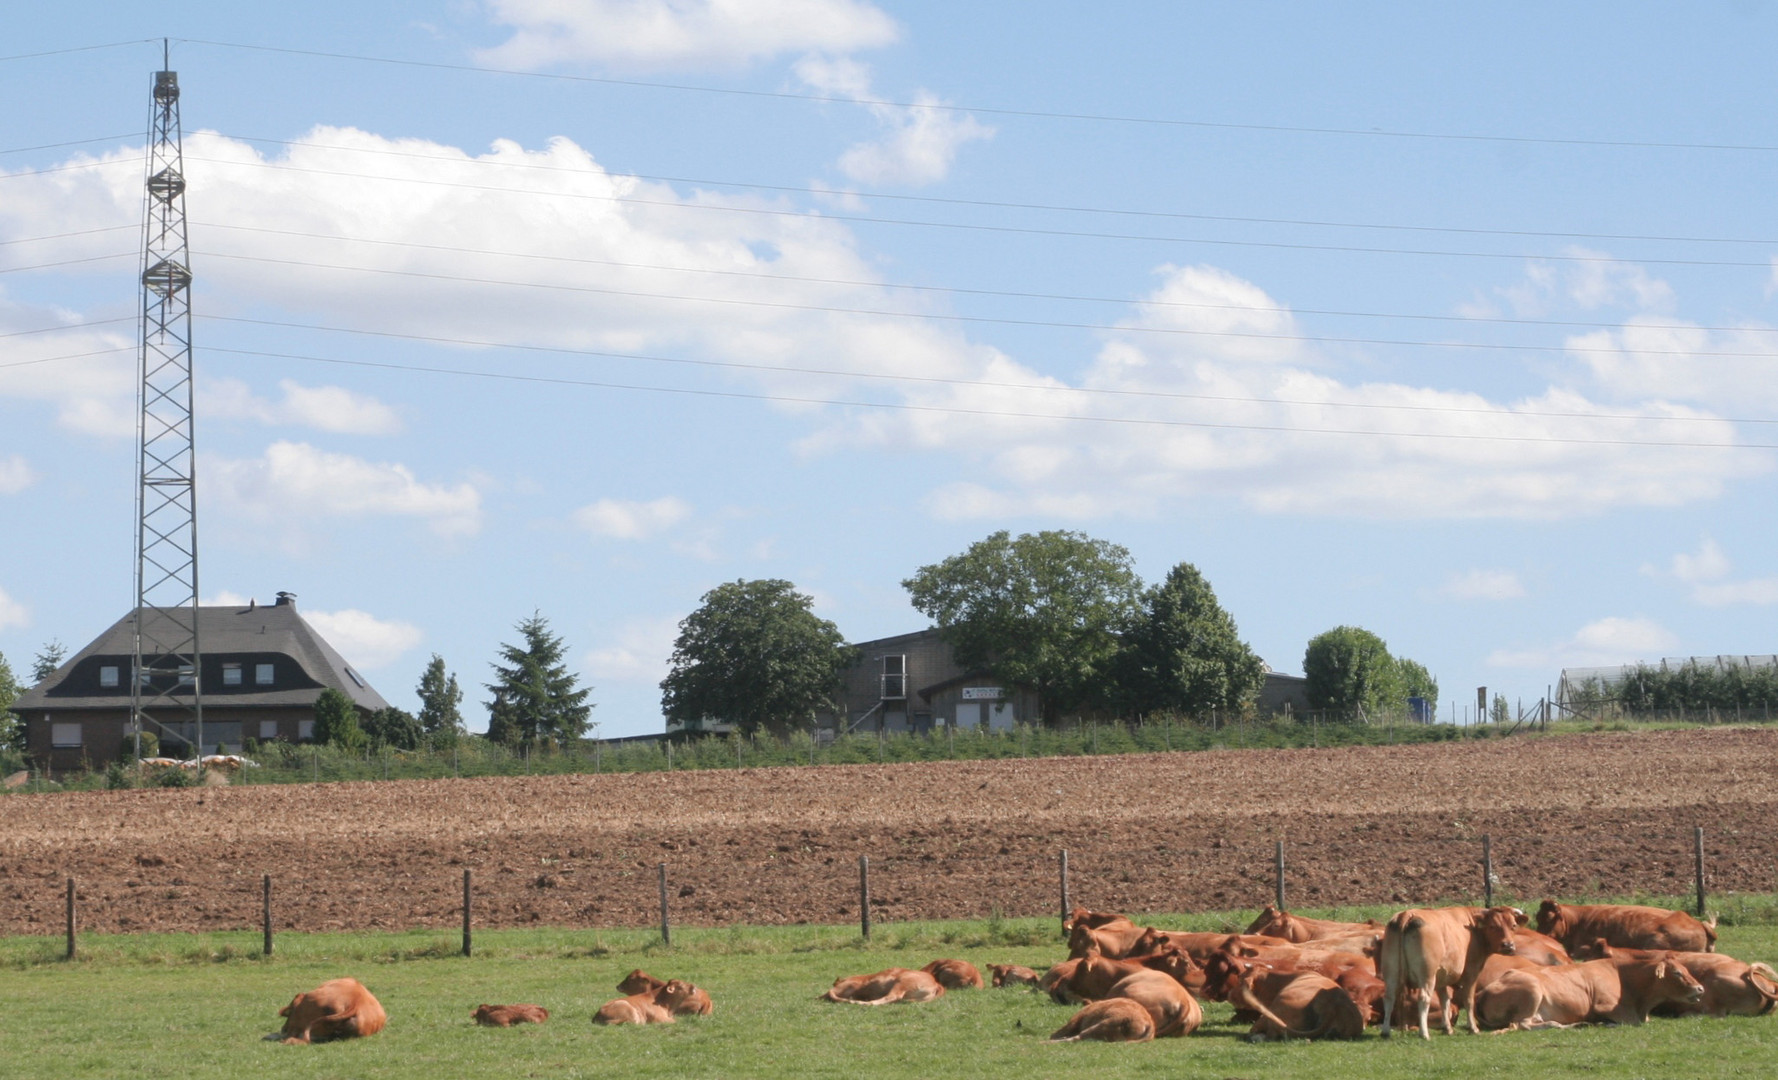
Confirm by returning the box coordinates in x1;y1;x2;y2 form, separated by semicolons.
255;663;275;686
223;663;243;686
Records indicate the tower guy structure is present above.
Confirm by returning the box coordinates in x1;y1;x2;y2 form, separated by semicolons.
132;46;203;758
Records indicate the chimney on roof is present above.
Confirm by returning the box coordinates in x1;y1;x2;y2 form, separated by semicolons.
275;591;296;607
248;598;256;610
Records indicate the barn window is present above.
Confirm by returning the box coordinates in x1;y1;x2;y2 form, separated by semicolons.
255;663;274;685
51;723;82;748
223;663;243;686
880;654;906;699
99;665;120;688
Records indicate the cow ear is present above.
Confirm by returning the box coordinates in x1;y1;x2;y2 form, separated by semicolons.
1655;961;1669;979
1513;909;1529;926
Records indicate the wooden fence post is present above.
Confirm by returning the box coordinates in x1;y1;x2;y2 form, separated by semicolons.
65;877;75;960
1059;850;1070;931
462;869;472;957
659;862;672;946
1482;834;1493;908
263;873;273;957
859;856;871;940
1694;826;1707;918
1274;840;1285;911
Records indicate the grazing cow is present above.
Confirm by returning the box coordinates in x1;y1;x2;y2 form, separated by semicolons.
1100;970;1203;1037
1535;900;1716;954
615;970;713;1015
1245;904;1381;944
824;968;945;1005
1582;942;1778;1017
1474;952;1705;1031
1233;966;1366;1041
472;1003;549;1027
275;978;387;1044
922;959;984;990
1049;997;1156;1043
1379;905;1524;1039
990;964;1042;988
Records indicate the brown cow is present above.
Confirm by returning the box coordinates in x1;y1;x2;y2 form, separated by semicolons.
1049;997;1156;1043
922;959;984;989
595;980;706;1025
1233;966;1366;1041
1068;918;1149;959
823;968;945;1005
1101;970;1203;1037
1130;928;1292;964
1582;942;1778;1017
1474;952;1705;1030
1509;927;1572;966
472;1003;549;1027
615;970;713;1015
1379;905;1524;1039
990;964;1043;988
1245;904;1381;944
1063;908;1133;933
275;978;387;1044
1202;948;1382;1024
1536;900;1716;953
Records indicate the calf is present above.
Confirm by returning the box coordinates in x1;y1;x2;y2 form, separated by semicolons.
1380;905;1524;1039
1049;997;1156;1043
990;963;1042;988
823;968;945;1005
275;978;387;1045
472;1003;548;1027
615;970;713;1015
922;959;984;989
1536;900;1716;954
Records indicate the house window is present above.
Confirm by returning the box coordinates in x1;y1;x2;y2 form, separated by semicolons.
255;663;275;685
881;654;907;700
297;720;315;741
99;665;120;688
177;665;195;686
51;723;82;748
259;720;279;740
223;664;243;686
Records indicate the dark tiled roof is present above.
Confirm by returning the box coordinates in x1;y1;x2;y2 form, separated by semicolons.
12;601;390;712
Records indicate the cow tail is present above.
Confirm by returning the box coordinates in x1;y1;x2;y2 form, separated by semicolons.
1235;982;1303;1040
1702;917;1719;952
1747;964;1778;1014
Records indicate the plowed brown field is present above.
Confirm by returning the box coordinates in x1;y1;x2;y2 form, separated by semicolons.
2;728;1774;936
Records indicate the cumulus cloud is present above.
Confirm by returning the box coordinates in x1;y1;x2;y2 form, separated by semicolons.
477;0;899;70
1662;537;1778;606
0;585;28;631
1436;569;1527;601
1488;616;1679;670
203;378;402;434
573;496;693;540
0;290;137;438
584;615;680;683
0;454;34;494
301;607;424;669
794;56;992;187
206;441;482;536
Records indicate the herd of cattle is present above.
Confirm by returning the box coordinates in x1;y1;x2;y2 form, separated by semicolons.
268;899;1777;1047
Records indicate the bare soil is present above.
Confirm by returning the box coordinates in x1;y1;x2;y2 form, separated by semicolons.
2;728;1774;935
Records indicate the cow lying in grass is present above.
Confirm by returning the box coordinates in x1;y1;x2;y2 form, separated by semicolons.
922;959;984;989
824;968;945;1005
472;1003;548;1027
1576;941;1778;1017
1049;998;1156;1042
595;980;706;1025
990;964;1042;988
1536;900;1716;954
617;970;714;1015
273;978;387;1044
1229;963;1367;1041
1473;951;1705;1031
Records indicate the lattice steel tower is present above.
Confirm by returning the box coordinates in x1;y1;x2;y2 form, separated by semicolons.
132;43;203;758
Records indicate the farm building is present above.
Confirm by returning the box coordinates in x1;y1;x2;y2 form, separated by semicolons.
12;592;388;771
1558;654;1778;708
807;627;1310;735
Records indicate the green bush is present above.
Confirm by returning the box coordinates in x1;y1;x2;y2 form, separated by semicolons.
153;765;195;789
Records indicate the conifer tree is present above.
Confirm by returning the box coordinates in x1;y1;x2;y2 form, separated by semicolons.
485;612;594;748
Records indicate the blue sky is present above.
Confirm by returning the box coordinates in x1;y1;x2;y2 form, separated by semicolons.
3;2;1776;735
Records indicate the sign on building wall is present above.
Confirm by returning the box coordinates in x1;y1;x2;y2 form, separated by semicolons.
961;686;1006;700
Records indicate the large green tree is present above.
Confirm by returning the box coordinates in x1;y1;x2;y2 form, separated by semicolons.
903;530;1144;719
415;653;465;740
660;579;853;737
312;687;368;751
1117;561;1265;717
0;650;23;755
485;612;594;748
31;640;66;683
362;706;423;751
1303;626;1427;720
1394;657;1440;713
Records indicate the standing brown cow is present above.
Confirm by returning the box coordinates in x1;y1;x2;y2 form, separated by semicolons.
1380;905;1524;1039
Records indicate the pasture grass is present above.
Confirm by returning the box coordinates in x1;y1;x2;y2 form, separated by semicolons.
3;905;1776;1079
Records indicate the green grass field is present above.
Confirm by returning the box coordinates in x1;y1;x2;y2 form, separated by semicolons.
4;908;1776;1079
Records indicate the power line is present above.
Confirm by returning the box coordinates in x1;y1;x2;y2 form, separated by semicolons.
0;224;137;247
190;219;1778;337
179;154;1778;269
0;346;133;370
201;342;1767;451
0;134;138;157
0;251;137;275
179;37;1778;155
0;40;156;65
0;316;134;340
190;248;1778;360
0;156;144;182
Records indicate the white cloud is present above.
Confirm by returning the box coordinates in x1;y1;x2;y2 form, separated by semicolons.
203;378;402;435
1488;615;1679;670
206;441;483;536
0;585;29;631
834;90;993;187
573;496;693;540
1437;569;1526;601
0;290;137;438
584;615;680;683
1664;537;1778;607
478;0;899;70
301;607;424;669
0;454;34;494
1489;249;1675;318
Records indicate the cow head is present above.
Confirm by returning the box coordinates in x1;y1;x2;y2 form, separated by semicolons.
1200;950;1256;1003
1574;937;1617;962
656;980;699;1010
618;969;663;994
1652;956;1706;1009
1127;927;1166;956
1534;899;1565;937
275;992;325;1044
1147;947;1206;993
1477;906;1522;956
1244;903;1284;936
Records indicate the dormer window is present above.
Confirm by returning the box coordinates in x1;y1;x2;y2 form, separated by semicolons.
99;665;120;688
223;663;243;686
255;663;274;685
